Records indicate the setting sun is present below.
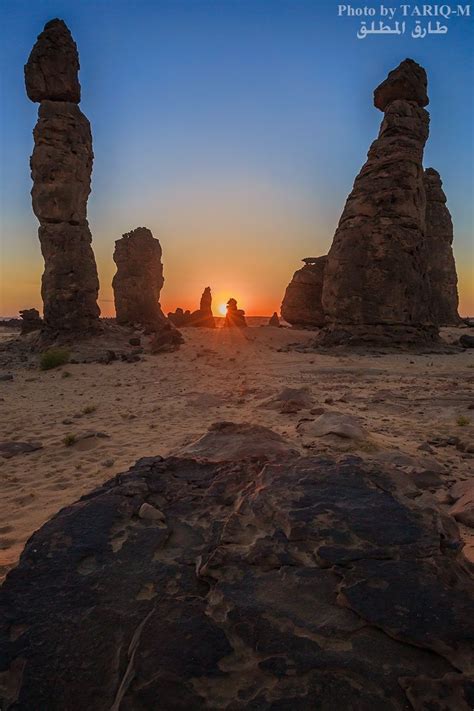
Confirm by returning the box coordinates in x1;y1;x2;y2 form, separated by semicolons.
218;303;227;316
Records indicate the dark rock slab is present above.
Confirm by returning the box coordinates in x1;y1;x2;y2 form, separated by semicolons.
0;441;43;459
1;456;473;709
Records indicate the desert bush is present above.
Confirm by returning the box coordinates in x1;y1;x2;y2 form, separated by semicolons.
40;348;70;371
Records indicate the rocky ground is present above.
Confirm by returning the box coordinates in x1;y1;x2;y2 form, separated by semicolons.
0;322;473;583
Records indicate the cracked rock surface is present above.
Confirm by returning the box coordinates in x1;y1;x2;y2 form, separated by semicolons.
1;455;473;709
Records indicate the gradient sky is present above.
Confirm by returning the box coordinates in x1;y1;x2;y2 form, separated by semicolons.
1;0;473;317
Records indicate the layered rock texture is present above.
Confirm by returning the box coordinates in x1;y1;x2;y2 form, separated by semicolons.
281;256;327;327
25;19;100;334
223;298;247;328
424;168;460;325
321;59;437;345
112;227;166;330
1;454;473;709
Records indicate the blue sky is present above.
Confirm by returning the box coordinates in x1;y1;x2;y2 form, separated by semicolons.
0;0;473;315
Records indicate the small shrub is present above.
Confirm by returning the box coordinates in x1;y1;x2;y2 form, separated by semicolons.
456;415;470;427
63;433;76;447
40;348;70;371
62;371;72;379
83;404;97;415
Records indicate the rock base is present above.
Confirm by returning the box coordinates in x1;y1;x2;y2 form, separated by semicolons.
315;323;441;348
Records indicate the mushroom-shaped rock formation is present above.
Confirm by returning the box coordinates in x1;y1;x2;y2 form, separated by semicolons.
373;57;429;111
223;298;247;328
112;227;167;331
281;256;327;328
424;168;460;325
25;19;100;334
0;455;473;708
321;59;437;345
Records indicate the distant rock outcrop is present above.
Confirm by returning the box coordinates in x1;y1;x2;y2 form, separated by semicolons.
168;288;215;328
189;287;216;327
1;454;473;709
112;227;167;330
268;312;280;327
19;308;42;334
424;168;460;325
168;308;189;327
321;59;437;345
223;298;247;328
25;19;100;334
281;256;327;328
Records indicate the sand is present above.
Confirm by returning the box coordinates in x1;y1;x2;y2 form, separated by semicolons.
0;322;473;581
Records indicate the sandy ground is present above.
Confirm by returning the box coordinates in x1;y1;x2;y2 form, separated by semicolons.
0;322;473;581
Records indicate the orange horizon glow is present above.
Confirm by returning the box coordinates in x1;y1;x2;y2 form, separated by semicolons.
1;246;473;320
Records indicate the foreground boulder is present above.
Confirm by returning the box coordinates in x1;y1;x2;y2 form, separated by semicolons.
1;455;473;709
321;59;436;345
281;256;327;327
424;168;460;325
25;19;100;334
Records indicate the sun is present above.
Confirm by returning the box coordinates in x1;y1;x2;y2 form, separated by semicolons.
218;303;227;316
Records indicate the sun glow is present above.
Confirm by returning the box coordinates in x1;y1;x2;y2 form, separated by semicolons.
218;303;227;316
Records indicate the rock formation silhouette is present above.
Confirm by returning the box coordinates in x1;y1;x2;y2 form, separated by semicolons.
168;288;216;328
19;309;42;335
321;59;437;345
424;168;460;325
168;308;188;327
188;287;216;327
268;312;280;327
112;227;167;331
223;298;247;328
25;19;100;334
281;256;327;327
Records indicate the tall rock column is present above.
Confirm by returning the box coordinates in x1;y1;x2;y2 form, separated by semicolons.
424;168;460;325
321;59;437;345
25;19;100;333
112;227;167;330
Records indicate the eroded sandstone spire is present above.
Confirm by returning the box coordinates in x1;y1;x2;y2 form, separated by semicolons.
321;58;437;344
25;19;100;333
424;168;460;325
189;287;216;327
112;227;167;329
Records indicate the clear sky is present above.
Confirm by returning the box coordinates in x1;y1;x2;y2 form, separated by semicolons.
0;0;473;317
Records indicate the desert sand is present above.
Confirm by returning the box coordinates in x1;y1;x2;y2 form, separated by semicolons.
1;321;473;582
